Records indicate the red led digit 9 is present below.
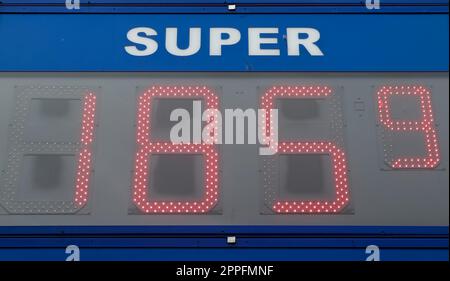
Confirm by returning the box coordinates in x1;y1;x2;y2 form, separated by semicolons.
132;86;220;213
261;86;350;213
377;85;440;169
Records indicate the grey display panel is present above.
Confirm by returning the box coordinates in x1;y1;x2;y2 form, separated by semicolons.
0;73;448;226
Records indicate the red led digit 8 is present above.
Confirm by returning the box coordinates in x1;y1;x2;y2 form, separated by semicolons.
377;85;440;169
74;92;97;207
261;86;350;213
133;86;219;213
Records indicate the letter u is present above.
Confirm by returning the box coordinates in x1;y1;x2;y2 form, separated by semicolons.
166;28;201;56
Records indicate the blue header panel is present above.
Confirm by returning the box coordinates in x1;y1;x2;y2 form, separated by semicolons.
0;14;448;71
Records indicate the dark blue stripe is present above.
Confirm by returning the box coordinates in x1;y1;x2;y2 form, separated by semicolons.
0;248;448;261
1;6;448;14
0;237;448;248
0;225;448;235
1;0;449;14
1;0;448;4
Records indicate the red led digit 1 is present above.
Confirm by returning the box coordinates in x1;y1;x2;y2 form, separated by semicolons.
261;86;350;213
133;86;219;214
74;92;97;207
377;85;440;169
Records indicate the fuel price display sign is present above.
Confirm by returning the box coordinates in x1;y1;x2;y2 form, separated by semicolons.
0;5;448;261
0;73;447;226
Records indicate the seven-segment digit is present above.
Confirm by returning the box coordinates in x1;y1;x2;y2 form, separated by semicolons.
376;85;440;169
132;86;220;213
0;87;97;214
261;86;350;213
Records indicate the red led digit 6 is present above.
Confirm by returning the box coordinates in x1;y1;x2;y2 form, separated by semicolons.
133;86;220;213
377;85;440;169
261;86;350;213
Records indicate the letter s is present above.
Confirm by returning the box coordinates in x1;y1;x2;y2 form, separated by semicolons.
125;27;158;56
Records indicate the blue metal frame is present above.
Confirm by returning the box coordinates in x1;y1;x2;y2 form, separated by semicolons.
0;226;448;261
0;0;448;13
0;225;448;235
1;0;448;5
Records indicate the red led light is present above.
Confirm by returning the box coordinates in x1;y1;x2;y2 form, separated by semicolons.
74;92;97;206
133;86;219;213
377;85;440;169
261;86;332;148
261;86;350;213
274;142;349;213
